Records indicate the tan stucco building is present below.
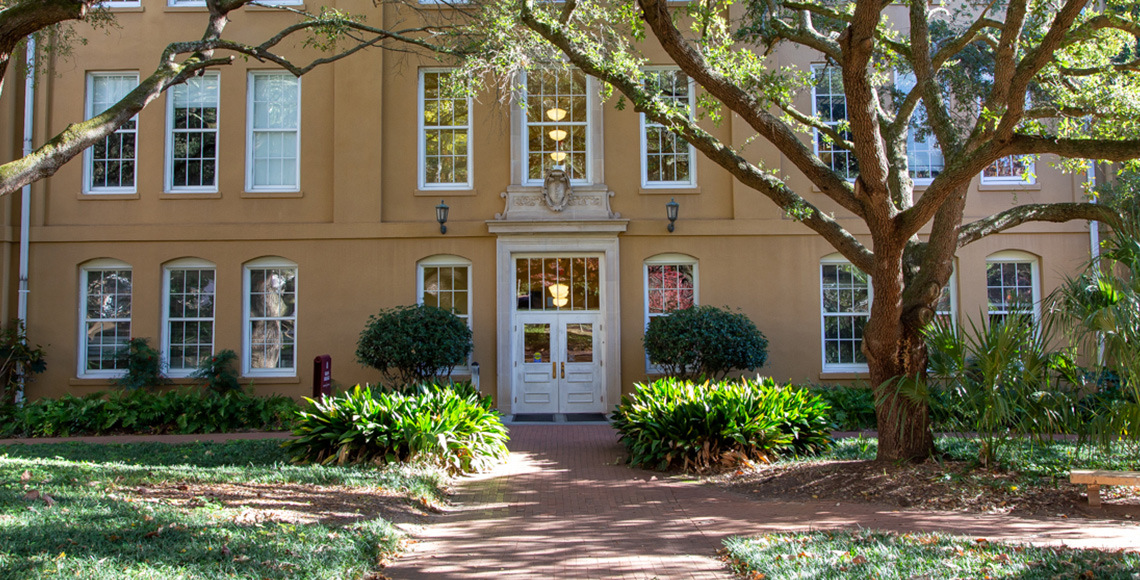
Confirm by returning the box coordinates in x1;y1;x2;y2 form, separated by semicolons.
0;1;1098;416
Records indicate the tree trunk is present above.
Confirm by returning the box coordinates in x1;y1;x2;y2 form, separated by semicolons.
867;319;934;461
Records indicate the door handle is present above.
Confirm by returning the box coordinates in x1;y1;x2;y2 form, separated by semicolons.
552;361;557;379
561;362;565;379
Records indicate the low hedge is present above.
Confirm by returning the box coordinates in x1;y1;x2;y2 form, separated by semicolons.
0;389;299;438
285;383;509;474
611;377;832;471
809;384;877;431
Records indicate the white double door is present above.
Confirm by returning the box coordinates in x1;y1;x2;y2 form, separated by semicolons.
514;312;604;414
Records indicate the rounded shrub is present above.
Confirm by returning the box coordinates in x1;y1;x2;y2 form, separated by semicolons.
356;305;473;386
286;384;509;474
611;377;832;471
643;305;768;381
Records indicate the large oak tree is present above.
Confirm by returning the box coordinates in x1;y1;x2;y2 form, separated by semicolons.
437;0;1138;460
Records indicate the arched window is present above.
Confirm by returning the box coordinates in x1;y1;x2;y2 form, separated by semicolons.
820;254;870;372
162;258;216;376
985;250;1040;324
243;257;297;376
79;258;132;377
643;253;698;371
417;255;473;329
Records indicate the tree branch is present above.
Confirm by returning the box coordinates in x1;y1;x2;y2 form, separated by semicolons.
958;202;1121;247
1009;134;1140;160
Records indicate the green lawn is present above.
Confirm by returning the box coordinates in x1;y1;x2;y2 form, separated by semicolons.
0;440;447;579
723;531;1140;579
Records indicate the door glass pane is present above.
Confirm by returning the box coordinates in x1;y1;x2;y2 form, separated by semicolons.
565;323;593;362
524;324;550;363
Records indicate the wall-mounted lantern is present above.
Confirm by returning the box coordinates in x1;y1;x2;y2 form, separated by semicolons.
436;200;449;234
666;198;679;233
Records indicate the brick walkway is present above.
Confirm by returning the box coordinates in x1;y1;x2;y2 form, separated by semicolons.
385;424;1140;579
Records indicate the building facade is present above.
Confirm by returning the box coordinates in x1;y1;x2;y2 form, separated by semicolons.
0;1;1097;415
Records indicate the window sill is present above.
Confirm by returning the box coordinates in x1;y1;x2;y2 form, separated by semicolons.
819;370;869;380
245;3;307;11
161;191;222;200
241;374;301;384
69;377;119;387
104;5;144;12
164;5;207;11
415;188;477;197
414;1;469;9
241;190;303;199
79;192;140;200
639;186;700;195
978;182;1040;191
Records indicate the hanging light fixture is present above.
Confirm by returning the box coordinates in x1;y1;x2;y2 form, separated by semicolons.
436;200;449;234
546;107;567;122
548;283;570;308
666;198;679;233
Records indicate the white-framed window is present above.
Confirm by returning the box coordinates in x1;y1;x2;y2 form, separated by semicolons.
982;155;1036;185
644;254;699;371
523;68;591;184
166;72;220;192
243;257;297;376
419;69;473;189
246;72;300;192
84;73;139;194
418;255;472;328
820;255;871;372
418;255;472;369
167;0;205;5
78;259;132;377
101;0;142;8
986;251;1040;324
812;64;857;180
895;72;944;185
640;69;696;188
934;267;957;324
162;259;216;377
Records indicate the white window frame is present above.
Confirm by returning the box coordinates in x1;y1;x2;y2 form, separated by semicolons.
982;155;1037;185
935;267;958;323
895;71;944;186
78;259;133;378
639;68;697;188
84;72;140;194
166;72;220;193
811;64;857;181
246;71;301;192
514;68;602;186
417;255;473;369
643;253;699;372
985;250;1041;323
167;0;205;5
162;258;216;378
243;257;298;377
101;0;142;7
418;69;474;190
820;254;872;373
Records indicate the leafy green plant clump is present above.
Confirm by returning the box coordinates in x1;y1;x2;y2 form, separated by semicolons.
286;384;509;474
611;377;832;471
643;305;768;381
723;531;1140;579
114;337;170;391
190;349;242;393
0;389;299;438
0;319;47;406
809;384;877;431
356;305;473;386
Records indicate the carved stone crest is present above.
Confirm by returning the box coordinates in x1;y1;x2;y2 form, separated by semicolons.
542;168;573;211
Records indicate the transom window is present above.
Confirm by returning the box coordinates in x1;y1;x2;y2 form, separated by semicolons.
986;252;1039;324
79;260;132;376
167;73;220;192
641;69;695;187
85;73;139;194
515;257;600;312
163;260;216;376
246;72;300;191
524;69;589;183
812;65;857;180
821;257;871;371
244;258;297;375
419;69;473;189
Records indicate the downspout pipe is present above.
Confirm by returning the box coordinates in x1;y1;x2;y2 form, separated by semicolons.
15;36;35;406
1087;161;1104;366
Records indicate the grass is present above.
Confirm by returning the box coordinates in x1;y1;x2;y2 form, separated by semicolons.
723;531;1140;579
0;440;448;579
820;436;1140;475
